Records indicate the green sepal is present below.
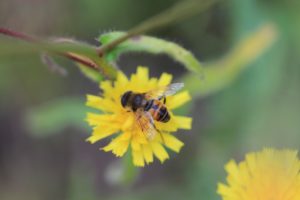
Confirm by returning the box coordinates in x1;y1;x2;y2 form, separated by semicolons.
99;32;204;76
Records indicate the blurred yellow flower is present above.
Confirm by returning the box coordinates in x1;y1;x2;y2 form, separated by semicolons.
218;148;300;200
86;67;192;167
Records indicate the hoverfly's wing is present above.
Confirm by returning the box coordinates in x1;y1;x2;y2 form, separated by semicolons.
135;108;157;140
144;83;184;100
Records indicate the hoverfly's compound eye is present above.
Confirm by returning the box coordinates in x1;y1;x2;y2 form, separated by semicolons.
121;91;132;108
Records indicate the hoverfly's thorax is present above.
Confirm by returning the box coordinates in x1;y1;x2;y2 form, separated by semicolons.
131;94;144;111
144;99;154;111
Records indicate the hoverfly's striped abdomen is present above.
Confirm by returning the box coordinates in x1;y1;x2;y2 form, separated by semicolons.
157;106;170;122
146;100;170;123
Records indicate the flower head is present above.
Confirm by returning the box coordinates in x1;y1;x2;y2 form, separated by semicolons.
218;148;300;200
86;67;192;167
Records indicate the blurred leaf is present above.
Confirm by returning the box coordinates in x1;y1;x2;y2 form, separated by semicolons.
183;23;278;98
100;32;204;76
77;63;103;82
40;53;68;76
26;97;90;137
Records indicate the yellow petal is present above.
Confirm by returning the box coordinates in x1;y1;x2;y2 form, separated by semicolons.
173;116;192;130
217;183;231;196
142;144;154;164
148;78;158;88
158;73;172;86
86;95;117;112
157;115;192;132
225;160;239;185
136;67;149;82
112;140;129;157
133;130;148;144
245;152;257;175
131;137;141;151
151;142;169;163
100;80;114;98
102;133;130;157
167;91;191;109
86;113;116;126
163;133;184;153
118;131;132;141
86;125;118;143
129;67;149;90
121;114;135;131
156;119;178;132
132;150;145;167
116;71;128;85
114;72;129;100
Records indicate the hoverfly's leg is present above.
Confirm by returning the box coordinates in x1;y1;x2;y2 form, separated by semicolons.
156;126;165;144
152;122;165;144
163;96;166;104
158;95;167;104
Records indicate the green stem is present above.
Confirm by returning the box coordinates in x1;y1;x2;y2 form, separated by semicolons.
97;0;218;55
121;152;140;186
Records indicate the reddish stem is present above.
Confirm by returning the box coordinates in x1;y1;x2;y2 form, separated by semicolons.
0;27;36;42
64;53;98;70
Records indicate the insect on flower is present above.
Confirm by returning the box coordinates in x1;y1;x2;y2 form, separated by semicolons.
120;83;184;142
86;67;192;166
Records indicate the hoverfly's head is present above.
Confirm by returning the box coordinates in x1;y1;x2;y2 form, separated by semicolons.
132;94;143;109
121;91;132;108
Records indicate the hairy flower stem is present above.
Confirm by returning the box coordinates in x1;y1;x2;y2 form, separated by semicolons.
0;27;101;73
0;27;36;42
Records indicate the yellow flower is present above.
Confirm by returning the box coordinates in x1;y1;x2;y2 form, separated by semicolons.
86;66;192;167
217;148;300;200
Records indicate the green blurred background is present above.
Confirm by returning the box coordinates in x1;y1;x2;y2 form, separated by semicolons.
0;0;299;200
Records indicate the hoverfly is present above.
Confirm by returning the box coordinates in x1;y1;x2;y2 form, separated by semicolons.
120;83;184;141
